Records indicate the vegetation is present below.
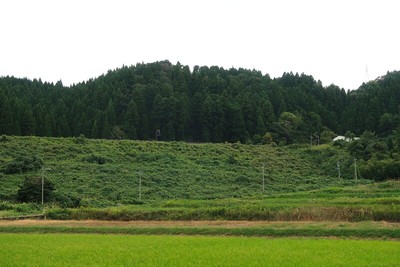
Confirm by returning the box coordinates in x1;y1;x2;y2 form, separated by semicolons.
43;181;400;222
0;135;399;221
1;61;400;145
1;62;400;222
2;221;400;239
16;176;54;203
1;234;400;266
0;136;352;206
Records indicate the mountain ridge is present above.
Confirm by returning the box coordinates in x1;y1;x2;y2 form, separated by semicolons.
1;61;399;144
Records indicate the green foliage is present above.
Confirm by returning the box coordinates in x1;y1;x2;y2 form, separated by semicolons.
1;62;400;144
53;193;81;208
82;154;113;165
360;160;400;181
0;136;355;208
74;134;86;144
320;129;335;144
0;135;8;142
41;180;400;222
16;176;55;203
1;135;400;219
262;132;273;144
3;154;43;174
226;155;237;164
235;175;250;184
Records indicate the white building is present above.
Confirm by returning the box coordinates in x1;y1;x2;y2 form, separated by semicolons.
333;135;359;142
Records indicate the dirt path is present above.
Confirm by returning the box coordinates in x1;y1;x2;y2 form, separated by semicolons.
0;220;282;228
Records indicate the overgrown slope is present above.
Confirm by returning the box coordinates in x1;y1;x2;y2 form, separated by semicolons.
0;136;362;207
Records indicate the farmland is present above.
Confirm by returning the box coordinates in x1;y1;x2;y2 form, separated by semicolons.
1;234;400;267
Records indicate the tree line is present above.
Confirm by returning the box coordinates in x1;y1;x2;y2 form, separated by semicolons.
1;61;400;144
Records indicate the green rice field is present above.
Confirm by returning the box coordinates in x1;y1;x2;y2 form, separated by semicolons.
1;234;400;266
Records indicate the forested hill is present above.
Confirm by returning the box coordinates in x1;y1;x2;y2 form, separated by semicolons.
0;61;399;144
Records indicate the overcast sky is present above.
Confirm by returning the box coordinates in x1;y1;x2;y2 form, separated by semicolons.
1;0;399;89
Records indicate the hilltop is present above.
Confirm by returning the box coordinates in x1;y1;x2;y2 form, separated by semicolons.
1;61;400;145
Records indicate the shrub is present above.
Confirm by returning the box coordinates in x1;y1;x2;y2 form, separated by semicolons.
235;175;250;184
0;135;8;142
360;160;400;181
54;192;81;208
15;203;42;213
17;176;55;203
262;132;274;144
83;154;113;165
0;201;13;210
46;208;73;220
226;155;237;164
137;152;157;163
3;154;43;174
74;134;86;144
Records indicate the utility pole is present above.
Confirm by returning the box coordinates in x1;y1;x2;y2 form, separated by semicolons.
41;167;45;205
41;167;51;205
156;130;160;141
316;136;320;146
262;164;265;192
354;158;358;181
337;161;341;180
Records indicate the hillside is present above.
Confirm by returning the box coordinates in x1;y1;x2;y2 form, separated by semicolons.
1;61;400;144
3;136;400;222
0;136;363;208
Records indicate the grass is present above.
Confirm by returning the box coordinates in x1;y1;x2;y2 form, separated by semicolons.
1;136;400;222
1;234;400;266
41;181;400;221
0;136;364;207
1;221;400;239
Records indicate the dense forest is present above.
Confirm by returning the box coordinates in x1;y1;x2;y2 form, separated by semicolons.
0;60;400;144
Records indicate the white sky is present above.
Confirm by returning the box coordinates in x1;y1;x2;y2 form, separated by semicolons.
1;0;399;90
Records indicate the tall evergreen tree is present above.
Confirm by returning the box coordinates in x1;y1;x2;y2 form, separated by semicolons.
0;98;14;135
124;100;139;139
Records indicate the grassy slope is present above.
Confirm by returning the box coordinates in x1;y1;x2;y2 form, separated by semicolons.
3;136;400;221
0;136;358;206
1;234;400;266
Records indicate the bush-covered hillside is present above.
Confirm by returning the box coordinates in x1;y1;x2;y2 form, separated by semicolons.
0;136;365;207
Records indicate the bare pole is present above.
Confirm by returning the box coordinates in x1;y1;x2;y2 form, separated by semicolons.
310;135;313;146
354;158;358;181
41;167;44;205
156;130;160;141
41;167;52;206
337;161;341;180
